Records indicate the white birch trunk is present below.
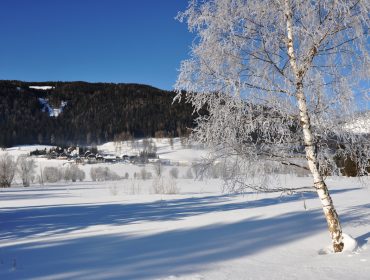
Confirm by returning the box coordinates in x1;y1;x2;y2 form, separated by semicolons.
284;0;344;253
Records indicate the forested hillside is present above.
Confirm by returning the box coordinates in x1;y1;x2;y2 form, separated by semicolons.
0;80;195;147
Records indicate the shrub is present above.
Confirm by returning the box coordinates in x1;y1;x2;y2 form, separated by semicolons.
43;166;62;183
152;162;162;177
64;165;85;182
152;176;180;194
0;153;16;188
17;156;37;187
90;166;120;181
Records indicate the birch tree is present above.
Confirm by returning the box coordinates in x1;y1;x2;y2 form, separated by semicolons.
175;0;370;252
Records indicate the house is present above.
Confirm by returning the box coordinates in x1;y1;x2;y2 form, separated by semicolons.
48;151;58;159
103;154;117;163
86;154;97;164
96;155;105;163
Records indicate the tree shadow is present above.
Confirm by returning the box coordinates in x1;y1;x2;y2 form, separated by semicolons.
341;203;370;228
0;183;101;201
0;188;359;241
1;210;326;280
356;231;370;247
340;203;370;248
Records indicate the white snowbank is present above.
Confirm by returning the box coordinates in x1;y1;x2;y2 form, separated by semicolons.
319;232;359;255
342;233;358;252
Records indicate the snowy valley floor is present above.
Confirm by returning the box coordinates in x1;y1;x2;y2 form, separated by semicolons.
1;176;370;280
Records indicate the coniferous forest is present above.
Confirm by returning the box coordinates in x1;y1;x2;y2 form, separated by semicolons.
0;80;196;147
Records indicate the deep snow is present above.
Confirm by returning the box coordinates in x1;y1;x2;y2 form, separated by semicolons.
0;140;369;280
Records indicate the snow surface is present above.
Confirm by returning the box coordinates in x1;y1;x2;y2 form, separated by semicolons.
1;141;370;280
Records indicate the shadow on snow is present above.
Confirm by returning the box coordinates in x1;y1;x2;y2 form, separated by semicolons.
1;210;327;280
0;188;359;240
0;187;367;279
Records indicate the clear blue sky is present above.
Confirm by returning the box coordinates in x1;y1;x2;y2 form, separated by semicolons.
0;0;193;90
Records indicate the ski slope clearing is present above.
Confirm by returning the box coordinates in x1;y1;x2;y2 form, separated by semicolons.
29;86;55;90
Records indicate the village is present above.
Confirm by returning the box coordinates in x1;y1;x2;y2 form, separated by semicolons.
28;142;183;166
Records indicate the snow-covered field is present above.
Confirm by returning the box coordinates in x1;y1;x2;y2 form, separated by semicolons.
1;140;370;279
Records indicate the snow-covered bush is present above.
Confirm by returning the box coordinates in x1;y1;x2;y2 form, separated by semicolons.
152;176;165;194
90;167;120;181
165;177;180;194
43;166;62;183
152;176;180;194
16;156;37;187
90;167;98;181
0;153;16;188
64;165;85;182
152;162;162;177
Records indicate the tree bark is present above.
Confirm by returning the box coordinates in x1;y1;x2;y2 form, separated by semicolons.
284;0;344;253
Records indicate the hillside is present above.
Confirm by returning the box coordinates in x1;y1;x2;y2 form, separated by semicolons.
0;80;196;147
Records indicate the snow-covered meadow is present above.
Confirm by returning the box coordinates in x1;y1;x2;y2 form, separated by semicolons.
1;139;370;279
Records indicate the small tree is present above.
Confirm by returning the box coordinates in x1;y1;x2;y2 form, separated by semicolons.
0;153;16;188
152;162;163;177
176;0;370;252
17;156;37;187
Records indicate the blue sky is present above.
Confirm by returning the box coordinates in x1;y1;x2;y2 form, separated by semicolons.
0;0;193;90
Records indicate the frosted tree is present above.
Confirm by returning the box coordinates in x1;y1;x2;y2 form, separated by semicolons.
175;0;370;252
17;156;37;187
0;153;16;188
